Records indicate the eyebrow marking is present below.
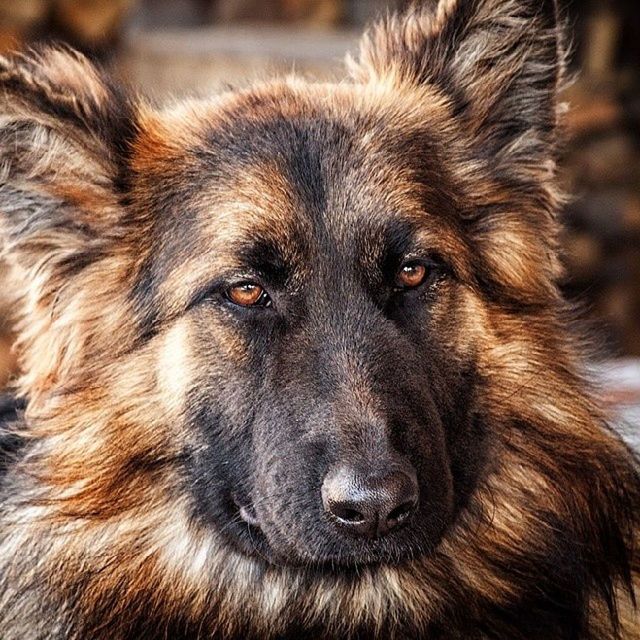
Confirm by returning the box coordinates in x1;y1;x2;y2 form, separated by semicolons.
235;238;294;288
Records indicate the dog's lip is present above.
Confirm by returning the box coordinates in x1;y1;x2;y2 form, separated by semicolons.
228;495;429;569
232;494;261;528
239;504;261;528
228;497;397;569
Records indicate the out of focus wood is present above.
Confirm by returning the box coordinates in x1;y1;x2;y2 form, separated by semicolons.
52;0;134;50
585;6;620;78
212;0;342;25
0;0;47;30
120;25;359;95
0;0;134;54
281;0;342;25
0;0;47;52
213;0;280;22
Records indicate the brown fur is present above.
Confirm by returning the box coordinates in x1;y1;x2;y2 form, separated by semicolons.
0;1;638;639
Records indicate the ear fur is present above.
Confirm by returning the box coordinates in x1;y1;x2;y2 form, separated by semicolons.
0;46;138;396
0;45;137;271
350;0;567;167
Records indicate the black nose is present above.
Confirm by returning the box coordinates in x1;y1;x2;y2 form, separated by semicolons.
321;466;419;539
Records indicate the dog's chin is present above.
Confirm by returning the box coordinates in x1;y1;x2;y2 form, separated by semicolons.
227;496;430;570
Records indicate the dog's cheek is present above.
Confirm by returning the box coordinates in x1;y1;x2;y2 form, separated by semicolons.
431;285;494;361
155;320;192;422
421;284;493;499
158;313;262;522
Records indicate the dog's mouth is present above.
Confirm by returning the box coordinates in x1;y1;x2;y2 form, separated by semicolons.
228;493;430;570
232;494;262;531
228;494;273;557
236;499;260;528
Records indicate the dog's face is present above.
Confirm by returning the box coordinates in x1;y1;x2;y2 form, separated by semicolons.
2;0;562;573
3;4;640;638
138;88;487;566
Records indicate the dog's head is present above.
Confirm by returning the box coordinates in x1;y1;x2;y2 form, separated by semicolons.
1;0;565;571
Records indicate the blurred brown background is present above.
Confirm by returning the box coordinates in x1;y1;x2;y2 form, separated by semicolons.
0;0;638;377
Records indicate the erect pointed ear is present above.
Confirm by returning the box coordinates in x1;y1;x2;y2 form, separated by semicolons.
0;46;137;275
350;0;566;167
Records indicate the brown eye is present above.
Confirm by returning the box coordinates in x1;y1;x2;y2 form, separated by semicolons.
396;263;428;289
226;283;270;307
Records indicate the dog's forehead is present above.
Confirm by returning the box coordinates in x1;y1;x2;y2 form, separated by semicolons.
138;82;467;307
188;83;457;252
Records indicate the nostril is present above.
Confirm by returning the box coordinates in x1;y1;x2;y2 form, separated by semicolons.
331;504;366;524
387;499;416;525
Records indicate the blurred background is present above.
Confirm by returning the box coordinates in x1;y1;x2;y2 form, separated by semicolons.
0;0;639;429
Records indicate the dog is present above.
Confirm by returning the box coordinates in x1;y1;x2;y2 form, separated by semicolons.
0;0;638;638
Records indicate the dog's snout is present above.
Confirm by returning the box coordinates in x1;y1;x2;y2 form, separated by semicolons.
321;465;419;539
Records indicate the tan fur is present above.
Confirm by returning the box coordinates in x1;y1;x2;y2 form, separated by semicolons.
0;2;638;638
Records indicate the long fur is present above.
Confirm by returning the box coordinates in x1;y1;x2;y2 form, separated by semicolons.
0;1;638;639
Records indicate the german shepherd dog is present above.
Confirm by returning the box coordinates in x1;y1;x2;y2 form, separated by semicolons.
0;0;638;638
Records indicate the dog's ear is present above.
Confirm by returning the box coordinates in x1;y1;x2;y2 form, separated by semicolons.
351;0;565;166
352;0;567;303
0;47;139;395
0;46;136;276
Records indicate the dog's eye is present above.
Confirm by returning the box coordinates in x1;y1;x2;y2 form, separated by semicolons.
226;283;271;308
395;263;429;290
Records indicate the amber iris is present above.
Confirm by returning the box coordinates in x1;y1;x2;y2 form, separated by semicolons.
227;283;267;307
396;263;428;289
